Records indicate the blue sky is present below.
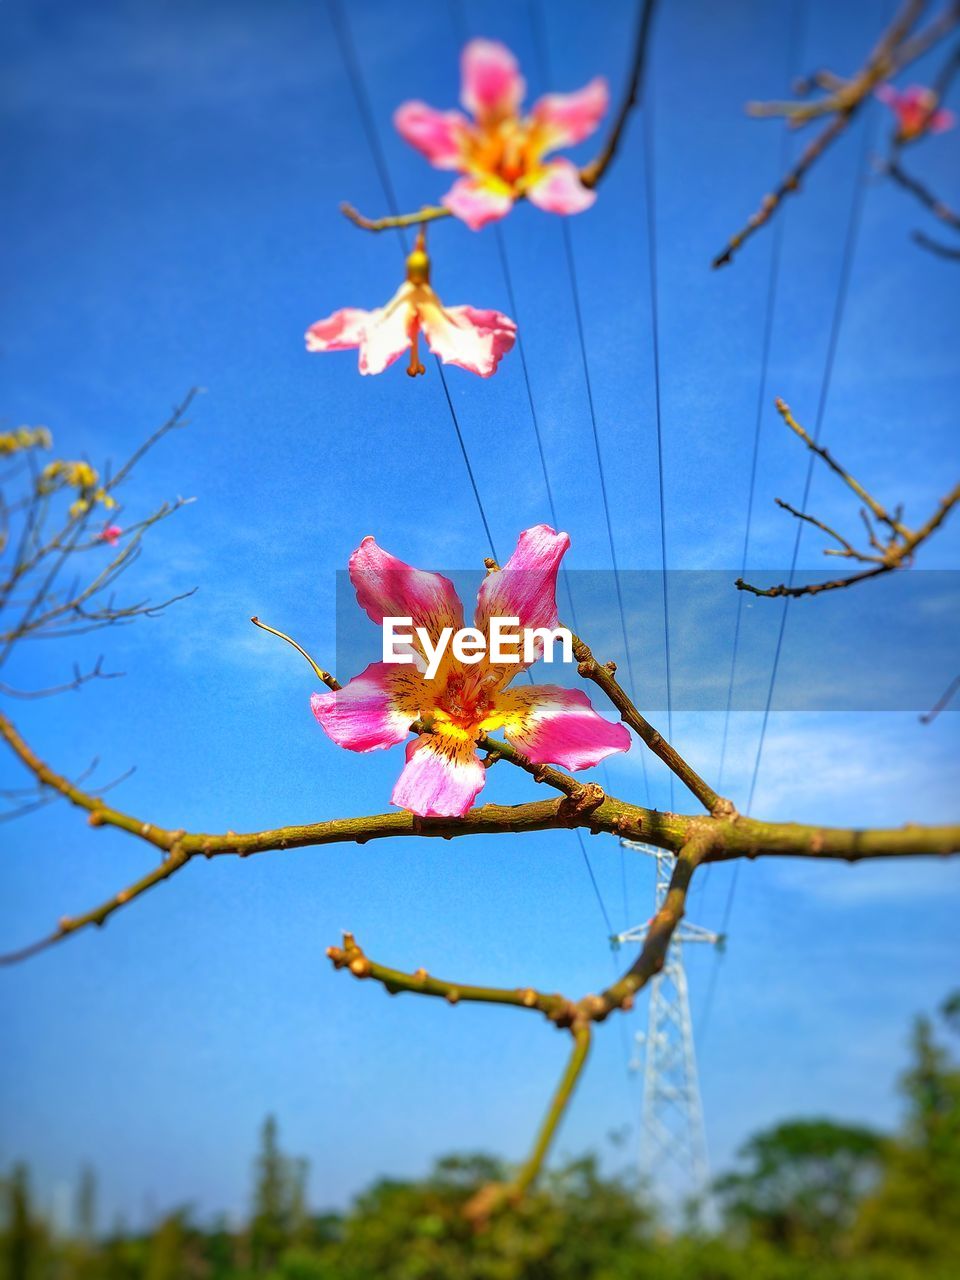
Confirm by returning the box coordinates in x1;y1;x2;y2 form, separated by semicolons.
1;0;958;1227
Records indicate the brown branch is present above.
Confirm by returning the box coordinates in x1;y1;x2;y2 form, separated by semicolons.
736;398;960;598
579;0;659;189
341;0;659;233
884;158;960;229
713;112;853;269
913;228;960;258
774;498;878;562
569;631;734;817
590;828;713;1020
714;0;960;267
465;1024;592;1223
0;656;122;699
329;827;706;1214
920;673;960;723
326;931;572;1024
4;707;959;965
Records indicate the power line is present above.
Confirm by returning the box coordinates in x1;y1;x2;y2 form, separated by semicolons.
641;71;674;811
528;4;642;713
746;111;876;819
700;109;876;1042
697;0;806;1028
716;91;797;792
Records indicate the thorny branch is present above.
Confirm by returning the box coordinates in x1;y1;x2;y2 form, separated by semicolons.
736;398;960;598
340;0;659;234
713;1;960;268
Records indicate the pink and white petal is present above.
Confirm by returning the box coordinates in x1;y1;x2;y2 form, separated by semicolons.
305;307;370;353
930;106;956;133
526;159;597;216
310;662;424;753
349;536;465;651
532;76;609;149
475;524;570;650
461;39;525;121
442;176;515;230
357;284;416;375
496;685;631;771
394;100;470;169
391;731;485;817
419;299;516;377
874;83;900;107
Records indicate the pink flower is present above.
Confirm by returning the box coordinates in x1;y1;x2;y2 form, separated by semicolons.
394;39;608;231
306;231;515;377
311;525;631;818
97;524;122;547
876;84;956;141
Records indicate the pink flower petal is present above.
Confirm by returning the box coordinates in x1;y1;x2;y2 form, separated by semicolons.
526;159;596;216
307;288;417;375
532;77;609;149
305;307;370;353
394;100;470;169
442;176;515;230
391;731;486;817
311;662;424;752
349;536;465;654
497;685;631;770
461;39;525;122
876;84;954;139
358;284;415;375
930;106;956;134
475;524;570;666
418;298;516;377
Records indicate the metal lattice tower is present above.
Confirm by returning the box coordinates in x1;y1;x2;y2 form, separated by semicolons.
614;841;723;1198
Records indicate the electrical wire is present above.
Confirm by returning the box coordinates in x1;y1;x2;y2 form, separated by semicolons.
699;109;877;1043
641;70;674;811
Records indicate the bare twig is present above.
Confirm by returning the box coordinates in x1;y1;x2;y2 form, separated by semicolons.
569;632;734;817
0;656;122;699
714;0;960;267
884;158;960;229
920;673;960;723
736;398;960;598
913;228;960;257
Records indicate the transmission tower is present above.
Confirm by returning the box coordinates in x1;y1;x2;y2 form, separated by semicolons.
614;841;723;1198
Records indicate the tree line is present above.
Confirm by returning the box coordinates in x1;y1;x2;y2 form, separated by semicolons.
3;995;958;1280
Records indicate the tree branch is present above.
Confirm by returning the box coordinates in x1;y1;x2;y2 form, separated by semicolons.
736;398;960;598
569;631;733;817
713;0;960;267
3;708;959;965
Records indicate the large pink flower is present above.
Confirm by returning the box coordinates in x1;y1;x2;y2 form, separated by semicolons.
876;84;955;141
306;231;515;377
394;39;608;231
311;526;631;818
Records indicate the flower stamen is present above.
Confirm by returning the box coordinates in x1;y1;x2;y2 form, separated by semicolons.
407;327;426;377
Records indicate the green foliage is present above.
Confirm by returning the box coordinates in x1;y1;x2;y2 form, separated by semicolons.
714;1117;885;1255
2;998;959;1280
